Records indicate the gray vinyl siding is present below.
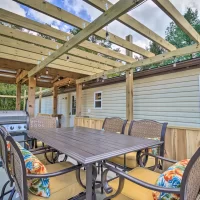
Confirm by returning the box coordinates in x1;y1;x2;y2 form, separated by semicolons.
82;68;200;127
133;69;200;127
41;96;53;115
81;82;126;119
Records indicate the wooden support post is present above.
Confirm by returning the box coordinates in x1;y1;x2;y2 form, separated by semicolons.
39;87;42;113
53;86;57;116
126;35;133;121
23;90;26;110
16;82;21;110
28;77;36;117
76;84;82;117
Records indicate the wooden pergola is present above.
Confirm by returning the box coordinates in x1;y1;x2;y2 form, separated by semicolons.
0;0;199;119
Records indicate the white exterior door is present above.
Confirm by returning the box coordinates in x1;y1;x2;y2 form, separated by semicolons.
57;94;68;127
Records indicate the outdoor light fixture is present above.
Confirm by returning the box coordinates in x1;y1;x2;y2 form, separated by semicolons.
66;56;70;61
105;29;110;43
136;67;142;72
34;76;36;80
45;69;49;75
192;53;196;58
173;56;177;67
48;52;51;56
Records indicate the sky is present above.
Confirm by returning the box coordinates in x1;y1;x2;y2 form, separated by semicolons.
0;0;200;55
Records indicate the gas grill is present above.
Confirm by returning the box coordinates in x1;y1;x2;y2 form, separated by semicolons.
0;110;29;147
0;110;29;132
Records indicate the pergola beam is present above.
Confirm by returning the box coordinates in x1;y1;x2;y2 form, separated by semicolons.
0;35;113;72
16;70;28;83
26;0;144;77
153;0;200;43
12;0;152;58
0;9;137;62
0;25;121;70
84;0;176;51
77;43;200;84
53;77;75;88
0;45;101;75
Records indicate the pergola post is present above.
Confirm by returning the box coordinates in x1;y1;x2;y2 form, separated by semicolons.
126;35;133;121
16;82;21;110
28;77;36;117
39;87;42;113
53;86;57;116
76;84;82;117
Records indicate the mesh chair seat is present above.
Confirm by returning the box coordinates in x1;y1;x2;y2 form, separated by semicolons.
29;162;86;200
108;152;155;169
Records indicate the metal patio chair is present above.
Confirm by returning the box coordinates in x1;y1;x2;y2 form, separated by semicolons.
102;147;200;200
0;126;14;199
5;134;87;200
29;116;67;164
102;117;127;134
108;120;168;170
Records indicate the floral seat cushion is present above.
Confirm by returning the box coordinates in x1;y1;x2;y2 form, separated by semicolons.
153;159;190;200
17;143;50;197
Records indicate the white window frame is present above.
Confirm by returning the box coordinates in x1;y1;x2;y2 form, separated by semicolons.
94;91;102;109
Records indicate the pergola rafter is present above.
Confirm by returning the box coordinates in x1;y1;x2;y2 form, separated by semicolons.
0;0;198;120
83;0;176;51
153;0;200;43
0;19;124;68
20;0;145;77
77;43;200;83
12;0;154;58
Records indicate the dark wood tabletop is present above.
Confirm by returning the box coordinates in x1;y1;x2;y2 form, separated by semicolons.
27;126;163;165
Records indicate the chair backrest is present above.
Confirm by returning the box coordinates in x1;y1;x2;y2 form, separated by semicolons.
6;135;28;200
102;117;127;134
128;120;168;156
180;147;200;200
0;126;13;184
29;116;59;129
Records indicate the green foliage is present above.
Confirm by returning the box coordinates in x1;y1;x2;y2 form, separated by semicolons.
166;8;200;48
0;83;27;110
147;41;165;55
142;8;200;71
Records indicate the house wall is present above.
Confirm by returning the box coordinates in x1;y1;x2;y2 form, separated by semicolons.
34;93;70;127
82;68;200;127
82;82;126;119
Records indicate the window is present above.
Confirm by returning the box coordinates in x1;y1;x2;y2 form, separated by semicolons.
94;92;102;109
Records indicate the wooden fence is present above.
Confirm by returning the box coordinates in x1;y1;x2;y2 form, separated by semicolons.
75;117;200;168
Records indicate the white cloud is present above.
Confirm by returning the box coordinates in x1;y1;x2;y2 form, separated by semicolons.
63;0;101;21
0;0;26;16
26;8;61;26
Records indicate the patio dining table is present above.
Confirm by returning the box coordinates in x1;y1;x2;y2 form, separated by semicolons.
26;126;163;200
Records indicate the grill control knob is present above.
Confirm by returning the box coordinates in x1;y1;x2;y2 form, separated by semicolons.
18;125;21;130
24;125;27;129
10;126;14;130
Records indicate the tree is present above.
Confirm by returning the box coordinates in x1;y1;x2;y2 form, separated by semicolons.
147;41;165;55
166;8;200;48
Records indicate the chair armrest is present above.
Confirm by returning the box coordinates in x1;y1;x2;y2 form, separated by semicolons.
26;164;82;179
103;163;180;194
17;139;33;143
141;152;178;164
